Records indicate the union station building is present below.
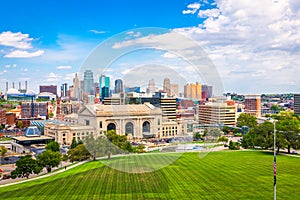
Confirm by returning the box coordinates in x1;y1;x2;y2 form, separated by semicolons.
78;103;163;139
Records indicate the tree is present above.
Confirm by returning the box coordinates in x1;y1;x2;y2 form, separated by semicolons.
0;146;7;166
237;113;258;128
37;150;62;172
105;130;133;152
68;144;91;162
0;146;7;157
17;121;23;129
46;141;60;152
276;113;300;154
11;155;42;179
70;138;78;149
217;136;229;145
229;141;240;150
222;126;231;134
193;132;202;140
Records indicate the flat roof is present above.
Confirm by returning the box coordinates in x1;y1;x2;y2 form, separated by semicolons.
12;136;53;142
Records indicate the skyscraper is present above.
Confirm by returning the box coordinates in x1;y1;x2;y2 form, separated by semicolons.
61;83;68;97
147;79;156;93
114;79;123;93
99;74;110;96
294;94;300;115
83;70;94;95
163;78;171;96
244;94;261;117
171;84;179;97
202;85;213;99
184;82;202;100
73;73;80;100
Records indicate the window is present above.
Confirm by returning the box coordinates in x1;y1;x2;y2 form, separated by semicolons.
158;118;160;125
85;120;90;126
82;132;84;135
73;133;75;136
99;121;102;128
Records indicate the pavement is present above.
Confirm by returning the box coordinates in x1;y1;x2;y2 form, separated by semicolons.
0;161;86;187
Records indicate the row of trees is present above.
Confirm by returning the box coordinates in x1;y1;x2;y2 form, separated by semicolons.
11;141;62;179
241;112;300;153
10;130;143;179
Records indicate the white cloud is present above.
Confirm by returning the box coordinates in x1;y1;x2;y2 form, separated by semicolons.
56;65;72;70
0;31;33;49
5;65;10;68
4;50;44;58
161;52;178;58
126;31;142;37
182;3;201;14
89;30;106;34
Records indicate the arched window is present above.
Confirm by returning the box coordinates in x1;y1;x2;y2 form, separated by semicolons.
107;123;116;131
125;122;134;135
142;121;150;133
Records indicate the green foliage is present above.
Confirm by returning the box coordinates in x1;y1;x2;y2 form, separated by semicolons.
46;141;60;152
49;112;54;118
229;141;240;150
0;146;7;156
276;113;300;153
217;136;229;144
193;132;202;140
70;138;78;149
237;113;258;128
68;144;91;162
105;130;133;152
133;144;146;153
11;155;42;179
222;126;230;134
17;121;23;129
37;150;62;172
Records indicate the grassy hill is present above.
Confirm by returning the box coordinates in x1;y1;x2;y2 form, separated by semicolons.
0;151;299;199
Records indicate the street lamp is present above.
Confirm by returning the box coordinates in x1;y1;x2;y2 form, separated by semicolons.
268;118;276;200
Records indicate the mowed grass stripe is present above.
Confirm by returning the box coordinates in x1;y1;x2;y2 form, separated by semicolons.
0;151;299;199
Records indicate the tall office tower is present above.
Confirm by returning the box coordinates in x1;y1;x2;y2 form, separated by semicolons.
40;85;57;96
244;94;261;117
61;83;68;97
114;79;123;93
73;73;80;100
99;74;110;96
160;98;177;121
147;79;156;93
83;70;94;95
163;78;171;96
202;85;213;99
171;84;179;97
294;94;300;115
184;82;202;100
101;86;110;100
198;101;237;126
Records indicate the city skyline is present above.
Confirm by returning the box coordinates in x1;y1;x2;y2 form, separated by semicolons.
0;0;300;94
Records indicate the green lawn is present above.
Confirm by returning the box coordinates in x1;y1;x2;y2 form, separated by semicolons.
0;151;299;199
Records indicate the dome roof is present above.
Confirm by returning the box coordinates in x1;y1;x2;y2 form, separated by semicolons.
26;90;36;95
24;126;41;137
6;88;20;94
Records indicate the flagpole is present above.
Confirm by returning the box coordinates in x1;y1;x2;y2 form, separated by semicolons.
273;120;276;200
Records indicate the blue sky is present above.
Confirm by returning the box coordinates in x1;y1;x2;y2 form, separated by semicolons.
1;0;300;94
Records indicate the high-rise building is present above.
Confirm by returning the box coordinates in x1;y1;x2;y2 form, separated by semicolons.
202;85;213;99
294;94;300;115
73;73;80;100
21;102;49;119
101;86;110;100
244;94;261;117
83;70;94;95
40;85;57;96
184;82;202;100
147;79;156;93
61;83;68;97
114;79;123;93
171;84;179;97
160;98;177;121
163;78;171;96
99;74;110;96
198;101;237;126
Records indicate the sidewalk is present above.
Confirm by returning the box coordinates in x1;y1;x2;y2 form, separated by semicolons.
0;161;86;187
